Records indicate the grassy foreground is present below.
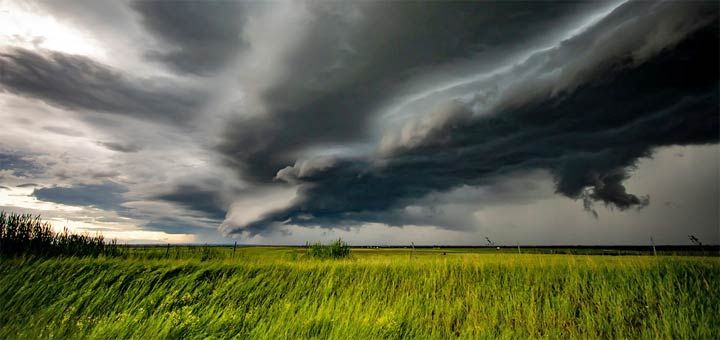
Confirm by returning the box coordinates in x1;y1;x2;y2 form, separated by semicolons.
1;248;718;339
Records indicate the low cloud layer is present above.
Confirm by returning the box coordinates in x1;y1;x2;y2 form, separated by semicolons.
0;48;206;123
224;1;719;235
32;182;127;211
0;1;717;244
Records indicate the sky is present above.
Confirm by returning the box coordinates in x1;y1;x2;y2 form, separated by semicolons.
0;0;718;245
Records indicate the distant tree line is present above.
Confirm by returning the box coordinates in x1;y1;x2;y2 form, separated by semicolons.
0;212;119;258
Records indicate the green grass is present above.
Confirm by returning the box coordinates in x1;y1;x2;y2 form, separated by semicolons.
1;248;718;339
307;239;351;259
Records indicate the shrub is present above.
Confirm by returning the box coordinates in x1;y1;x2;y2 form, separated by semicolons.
307;239;351;259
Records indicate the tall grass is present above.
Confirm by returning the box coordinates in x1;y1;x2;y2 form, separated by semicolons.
0;251;717;339
0;212;118;258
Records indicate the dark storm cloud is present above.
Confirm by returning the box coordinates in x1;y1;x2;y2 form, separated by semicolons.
153;184;228;221
226;1;719;235
0;48;205;123
32;182;128;211
217;1;614;182
131;1;250;75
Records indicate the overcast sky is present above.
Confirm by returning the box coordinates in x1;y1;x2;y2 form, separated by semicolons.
0;0;718;245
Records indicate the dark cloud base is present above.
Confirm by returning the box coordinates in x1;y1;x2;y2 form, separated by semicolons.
131;1;250;75
217;1;612;182
0;1;717;242
153;183;228;221
32;182;128;211
231;16;719;235
0;48;205;123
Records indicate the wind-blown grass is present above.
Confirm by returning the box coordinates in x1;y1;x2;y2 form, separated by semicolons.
0;250;717;339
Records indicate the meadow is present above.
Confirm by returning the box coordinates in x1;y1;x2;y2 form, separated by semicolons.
1;246;718;339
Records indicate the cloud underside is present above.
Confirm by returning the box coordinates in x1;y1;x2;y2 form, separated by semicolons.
224;1;719;235
216;1;613;181
130;1;250;75
0;48;205;123
0;1;718;240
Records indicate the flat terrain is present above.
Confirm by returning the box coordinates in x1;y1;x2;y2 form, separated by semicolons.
1;247;718;339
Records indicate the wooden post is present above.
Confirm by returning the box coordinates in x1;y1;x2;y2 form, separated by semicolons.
165;243;170;258
232;241;237;258
517;243;521;254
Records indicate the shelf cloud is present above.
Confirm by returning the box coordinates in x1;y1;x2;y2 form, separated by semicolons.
0;0;717;244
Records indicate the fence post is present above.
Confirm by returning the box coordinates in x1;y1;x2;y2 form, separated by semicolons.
233;241;237;258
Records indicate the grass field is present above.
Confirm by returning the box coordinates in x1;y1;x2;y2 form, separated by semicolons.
1;247;718;339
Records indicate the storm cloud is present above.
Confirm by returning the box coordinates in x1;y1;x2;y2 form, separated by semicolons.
223;1;719;235
131;1;251;75
217;1;616;182
0;48;206;123
153;183;229;221
32;182;128;211
0;0;717;244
